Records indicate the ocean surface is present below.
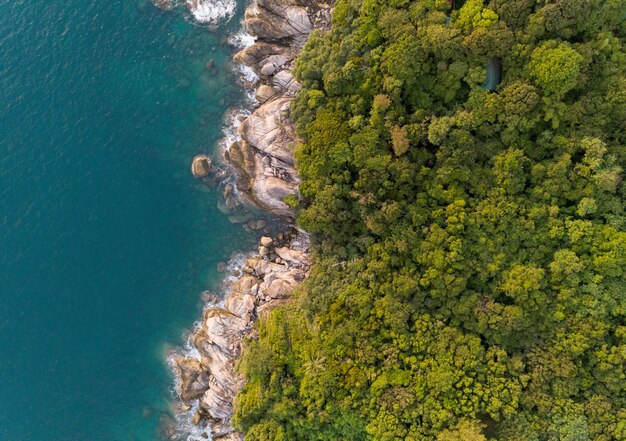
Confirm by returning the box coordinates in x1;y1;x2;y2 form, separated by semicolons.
0;1;254;439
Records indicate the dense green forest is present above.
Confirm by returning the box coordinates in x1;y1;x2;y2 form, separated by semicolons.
234;0;626;439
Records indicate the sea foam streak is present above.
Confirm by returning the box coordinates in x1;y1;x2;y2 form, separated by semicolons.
187;0;236;23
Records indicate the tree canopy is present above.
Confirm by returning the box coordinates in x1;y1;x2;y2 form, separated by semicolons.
234;0;626;439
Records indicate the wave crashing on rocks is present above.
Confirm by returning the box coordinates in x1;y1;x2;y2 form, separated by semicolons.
186;0;236;24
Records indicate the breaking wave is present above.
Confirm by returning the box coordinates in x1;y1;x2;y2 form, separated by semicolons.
227;30;256;49
186;0;237;24
174;402;214;441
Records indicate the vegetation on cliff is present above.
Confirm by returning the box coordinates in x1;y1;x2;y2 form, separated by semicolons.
234;0;626;439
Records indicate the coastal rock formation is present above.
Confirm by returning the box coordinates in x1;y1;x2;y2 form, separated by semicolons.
170;0;329;439
234;42;295;73
225;0;331;217
245;0;313;41
172;231;310;440
227;138;299;217
176;358;211;401
239;98;297;164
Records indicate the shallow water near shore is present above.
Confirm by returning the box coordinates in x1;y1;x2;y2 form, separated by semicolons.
0;1;253;439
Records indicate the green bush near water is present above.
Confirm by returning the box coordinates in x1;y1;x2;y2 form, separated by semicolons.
234;0;626;439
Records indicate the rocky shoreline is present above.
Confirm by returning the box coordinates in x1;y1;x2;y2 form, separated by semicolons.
226;0;331;217
172;228;309;440
168;1;330;440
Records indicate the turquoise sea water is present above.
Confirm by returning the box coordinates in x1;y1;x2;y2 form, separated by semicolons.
0;1;253;439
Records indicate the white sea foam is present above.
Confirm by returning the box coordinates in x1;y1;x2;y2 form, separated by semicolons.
219;106;252;153
223;253;249;286
227;30;256;49
187;0;237;24
175;401;214;441
228;29;259;94
239;64;260;84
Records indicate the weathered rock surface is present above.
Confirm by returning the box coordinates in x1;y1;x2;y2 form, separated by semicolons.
254;84;279;103
239;98;297;164
234;42;295;70
224;0;331;218
191;155;212;177
245;0;312;41
271;69;301;96
176;358;211;402
228;138;299;216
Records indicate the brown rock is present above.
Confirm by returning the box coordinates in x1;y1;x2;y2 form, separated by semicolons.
215;433;244;441
192;411;202;425
223;183;233;197
238;98;297;165
275;246;307;264
234;42;294;71
260;62;278;76
244;0;313;40
191;155;212;177
255;85;278;104
271;70;301;96
175;358;210;402
265;278;294;298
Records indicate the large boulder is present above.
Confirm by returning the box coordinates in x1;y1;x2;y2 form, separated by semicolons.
264;278;296;298
245;0;313;41
255;85;279;103
216;433;244;441
191;155;212;177
202;308;248;352
229;140;299;217
246;256;288;276
226;274;258;319
274;246;308;265
271;69;301;96
234;42;295;73
175;358;211;402
238;97;297;165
